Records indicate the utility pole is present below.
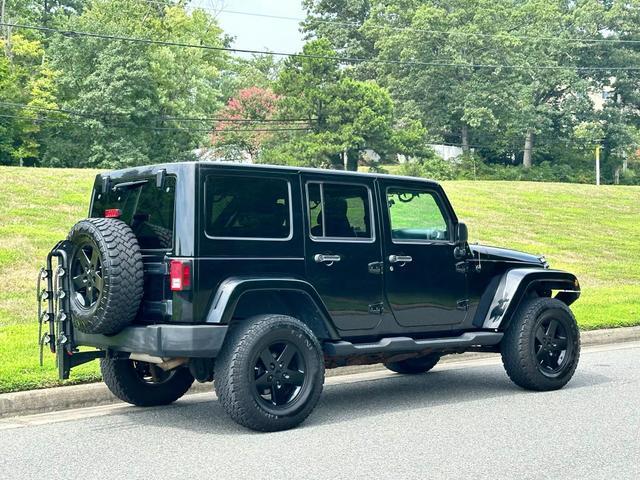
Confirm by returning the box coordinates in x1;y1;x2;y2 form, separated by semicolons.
595;144;601;186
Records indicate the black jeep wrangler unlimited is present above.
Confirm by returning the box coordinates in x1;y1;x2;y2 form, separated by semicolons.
38;162;581;431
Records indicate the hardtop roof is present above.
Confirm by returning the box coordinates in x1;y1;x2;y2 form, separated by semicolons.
102;161;441;188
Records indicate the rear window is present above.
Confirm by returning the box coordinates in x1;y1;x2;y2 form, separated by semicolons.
204;175;291;240
91;176;176;250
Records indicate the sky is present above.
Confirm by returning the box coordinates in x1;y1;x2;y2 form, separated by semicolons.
192;0;306;53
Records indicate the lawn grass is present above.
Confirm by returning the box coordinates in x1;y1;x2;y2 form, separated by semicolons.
0;166;639;393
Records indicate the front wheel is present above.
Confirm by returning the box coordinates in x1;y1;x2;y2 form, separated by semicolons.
501;297;580;391
214;314;325;432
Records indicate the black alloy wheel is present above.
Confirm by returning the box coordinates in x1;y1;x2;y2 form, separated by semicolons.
67;218;144;335
533;314;575;378
71;239;104;310
215;314;325;432
501;297;580;391
252;341;306;411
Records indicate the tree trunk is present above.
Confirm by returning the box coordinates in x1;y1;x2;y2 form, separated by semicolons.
522;130;534;169
614;166;621;185
1;0;8;58
622;156;628;173
344;150;359;171
461;124;470;154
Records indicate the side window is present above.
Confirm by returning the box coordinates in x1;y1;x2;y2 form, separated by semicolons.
307;182;373;240
204;175;291;240
387;188;449;242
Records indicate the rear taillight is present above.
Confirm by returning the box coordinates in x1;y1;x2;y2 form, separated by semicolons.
170;260;191;291
104;208;122;218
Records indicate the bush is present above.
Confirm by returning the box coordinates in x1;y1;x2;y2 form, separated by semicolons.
620;169;638;185
398;156;457;180
398;156;599;184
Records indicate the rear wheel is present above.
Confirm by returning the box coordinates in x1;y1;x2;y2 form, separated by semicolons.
101;358;194;407
384;353;441;374
501;297;580;391
215;314;325;432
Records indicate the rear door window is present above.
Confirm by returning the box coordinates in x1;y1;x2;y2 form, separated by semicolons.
307;182;373;241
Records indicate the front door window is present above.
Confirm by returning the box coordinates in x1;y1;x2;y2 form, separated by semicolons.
387;188;449;243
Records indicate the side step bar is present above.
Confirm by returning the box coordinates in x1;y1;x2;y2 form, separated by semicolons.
323;331;503;357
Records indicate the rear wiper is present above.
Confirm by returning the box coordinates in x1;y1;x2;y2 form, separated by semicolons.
112;179;148;191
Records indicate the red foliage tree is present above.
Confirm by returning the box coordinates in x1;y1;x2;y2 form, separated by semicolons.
211;87;280;160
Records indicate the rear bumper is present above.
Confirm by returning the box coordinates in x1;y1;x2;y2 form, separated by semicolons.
75;324;228;358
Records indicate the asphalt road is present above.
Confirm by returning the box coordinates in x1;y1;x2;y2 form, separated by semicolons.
1;342;638;480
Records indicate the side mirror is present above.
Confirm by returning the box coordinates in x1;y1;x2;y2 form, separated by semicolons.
456;222;468;244
454;222;468;260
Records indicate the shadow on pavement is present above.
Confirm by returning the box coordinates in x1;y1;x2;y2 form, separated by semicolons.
116;362;609;435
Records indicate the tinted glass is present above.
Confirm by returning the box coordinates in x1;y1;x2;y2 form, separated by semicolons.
387;188;449;241
131;177;176;249
91;177;176;250
205;175;291;239
307;182;372;239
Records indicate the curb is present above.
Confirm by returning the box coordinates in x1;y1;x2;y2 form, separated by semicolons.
1;326;638;419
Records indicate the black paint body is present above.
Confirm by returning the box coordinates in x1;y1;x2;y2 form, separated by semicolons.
88;162;580;345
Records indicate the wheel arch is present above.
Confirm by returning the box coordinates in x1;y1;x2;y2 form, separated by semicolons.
205;276;340;340
480;268;580;331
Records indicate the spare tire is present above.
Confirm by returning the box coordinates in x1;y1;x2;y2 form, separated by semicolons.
67;218;144;335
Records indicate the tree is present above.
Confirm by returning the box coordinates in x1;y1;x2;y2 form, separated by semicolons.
211;87;280;161
302;0;606;170
0;32;61;166
271;39;406;171
44;0;228;168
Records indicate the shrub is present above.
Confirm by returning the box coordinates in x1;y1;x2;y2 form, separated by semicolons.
392;156;600;184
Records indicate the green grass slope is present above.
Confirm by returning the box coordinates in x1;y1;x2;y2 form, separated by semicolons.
0;166;638;393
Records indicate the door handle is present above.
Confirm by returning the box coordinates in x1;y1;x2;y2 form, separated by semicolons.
314;254;341;265
389;255;413;264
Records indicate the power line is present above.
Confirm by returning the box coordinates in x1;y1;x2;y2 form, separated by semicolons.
0;112;312;133
0;101;315;124
138;0;640;45
4;22;640;71
0;112;592;152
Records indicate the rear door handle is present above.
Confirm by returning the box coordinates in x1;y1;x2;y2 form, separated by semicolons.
314;254;341;265
389;255;413;264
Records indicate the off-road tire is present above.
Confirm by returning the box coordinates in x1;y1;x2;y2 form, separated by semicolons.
501;297;580;391
101;358;194;407
384;353;441;374
68;218;143;335
215;314;325;432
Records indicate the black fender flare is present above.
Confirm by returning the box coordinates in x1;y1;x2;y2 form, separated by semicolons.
204;276;340;339
480;268;580;330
